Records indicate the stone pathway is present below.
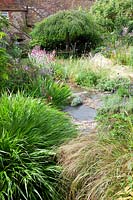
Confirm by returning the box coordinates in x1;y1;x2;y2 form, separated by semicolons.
65;86;106;134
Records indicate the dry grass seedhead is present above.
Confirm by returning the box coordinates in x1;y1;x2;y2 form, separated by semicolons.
59;130;133;200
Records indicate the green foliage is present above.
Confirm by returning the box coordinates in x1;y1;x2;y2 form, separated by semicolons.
0;93;76;200
76;71;101;87
0;15;9;32
8;43;23;60
96;77;130;92
0;15;10;90
117;86;130;97
31;10;101;54
0;48;9;90
53;62;68;81
42;77;72;108
91;0;133;34
54;57;108;85
97;94;133;137
112;46;133;66
2;64;37;93
3;64;71;108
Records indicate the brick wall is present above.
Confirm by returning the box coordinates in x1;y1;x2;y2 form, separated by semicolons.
0;0;95;37
27;0;94;25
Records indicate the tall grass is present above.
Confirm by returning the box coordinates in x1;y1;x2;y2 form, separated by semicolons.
60;130;133;200
0;93;77;200
55;57;108;85
59;95;133;200
110;46;133;67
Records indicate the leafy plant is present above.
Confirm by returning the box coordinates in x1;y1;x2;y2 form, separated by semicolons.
42;77;72;107
31;10;101;54
0;48;9;92
0;93;76;200
111;46;133;66
76;71;101;87
96;77;130;92
91;0;133;34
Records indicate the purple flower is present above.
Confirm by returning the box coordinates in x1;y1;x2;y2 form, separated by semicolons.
24;66;30;71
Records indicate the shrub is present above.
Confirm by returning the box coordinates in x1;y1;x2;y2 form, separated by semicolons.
91;0;133;34
53;62;68;81
76;71;101;87
3;46;56;93
96;77;130;92
3;47;71;108
0;16;9;91
97;94;133;137
31;10;101;54
0;48;9;92
54;57;108;84
0;93;77;200
3;70;71;108
0;15;9;33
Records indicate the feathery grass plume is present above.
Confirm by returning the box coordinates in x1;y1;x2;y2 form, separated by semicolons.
59;128;133;199
0;93;77;200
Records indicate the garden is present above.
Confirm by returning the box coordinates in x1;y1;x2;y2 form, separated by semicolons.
0;0;133;199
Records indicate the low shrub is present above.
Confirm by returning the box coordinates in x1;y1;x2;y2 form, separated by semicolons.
0;93;77;200
96;77;130;92
53;62;68;81
54;57;108;85
97;94;133;117
2;47;71;108
0;19;10;90
76;71;100;87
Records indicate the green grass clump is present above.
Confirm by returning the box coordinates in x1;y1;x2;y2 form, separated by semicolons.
113;46;133;67
42;77;72;108
0;93;76;200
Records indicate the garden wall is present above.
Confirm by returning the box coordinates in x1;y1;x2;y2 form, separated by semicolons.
0;0;95;38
